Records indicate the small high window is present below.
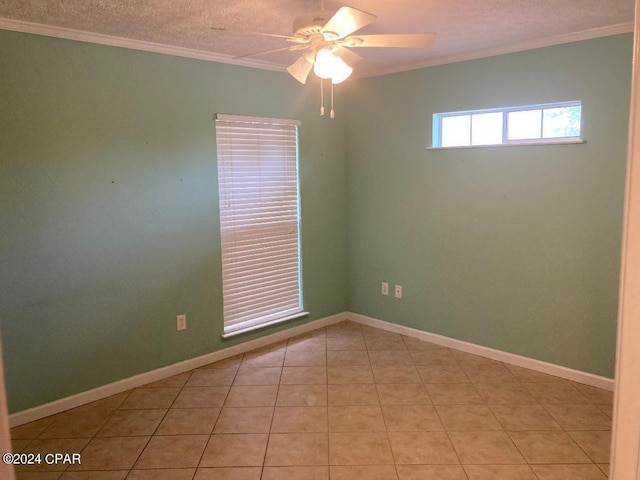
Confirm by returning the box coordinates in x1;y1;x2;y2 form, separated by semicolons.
432;101;582;148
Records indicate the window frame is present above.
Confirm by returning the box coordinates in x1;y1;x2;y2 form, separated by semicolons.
431;100;584;149
215;114;308;338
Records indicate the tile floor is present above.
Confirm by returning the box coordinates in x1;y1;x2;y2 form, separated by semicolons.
10;321;613;479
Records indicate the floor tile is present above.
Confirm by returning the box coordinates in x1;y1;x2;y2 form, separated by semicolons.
119;388;180;410
365;335;408;351
505;365;566;383
187;369;237;386
287;336;326;351
271;406;328;433
328;405;385;432
325;322;362;337
193;467;261;480
68;436;148;471
214;407;274;433
371;365;421;384
277;385;327;407
265;433;329;466
19;473;64;480
475;382;537;404
60;472;128;480
329;432;393;465
448;431;525;464
396;465;467;480
326;350;370;366
173;387;229;408
134;434;208;468
224;385;278;407
523;382;591;404
327;366;374;384
328;384;380;406
531;464;608;480
280;367;327;385
75;392;130;413
508;431;592;463
567;430;612;463
155;407;219;435
489;404;561;431
450;351;500;366
388;431;459;464
418;365;470;384
96;409;166;437
241;350;285;368
574;384;614;404
11;416;58;440
436;405;503;431
409;349;458;366
382;405;443;431
199;356;243;370
262;466;328;480
233;367;282;385
127;469;195;480
143;372;192;388
39;409;113;439
330;465;397;480
376;384;432;405
402;337;448;352
11;438;31;452
284;349;327;367
426;383;483;405
326;337;367;351
544;404;612;430
199;434;268;467
463;465;538;479
368;350;413;366
461;364;518;383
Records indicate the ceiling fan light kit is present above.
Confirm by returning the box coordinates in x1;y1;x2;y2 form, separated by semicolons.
228;5;435;117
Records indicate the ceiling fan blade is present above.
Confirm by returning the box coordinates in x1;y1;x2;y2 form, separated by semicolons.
321;6;377;40
334;47;363;65
345;33;436;48
286;55;314;84
233;46;294;60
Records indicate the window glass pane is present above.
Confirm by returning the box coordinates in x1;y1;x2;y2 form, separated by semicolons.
542;106;581;138
471;112;503;145
508;109;542;140
441;115;470;147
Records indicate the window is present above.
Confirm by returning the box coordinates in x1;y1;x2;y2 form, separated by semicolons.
215;114;307;337
432;101;582;148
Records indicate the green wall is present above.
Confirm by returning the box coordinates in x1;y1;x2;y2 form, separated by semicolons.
0;30;632;414
0;31;349;413
345;34;632;378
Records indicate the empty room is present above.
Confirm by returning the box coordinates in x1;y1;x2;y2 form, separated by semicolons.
1;0;638;479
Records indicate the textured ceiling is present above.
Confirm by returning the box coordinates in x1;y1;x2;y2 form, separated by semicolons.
0;0;634;77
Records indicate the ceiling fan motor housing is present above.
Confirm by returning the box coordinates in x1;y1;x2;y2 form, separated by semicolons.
293;10;332;37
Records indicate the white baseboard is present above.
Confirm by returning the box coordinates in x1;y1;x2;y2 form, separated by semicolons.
9;312;347;427
348;312;615;391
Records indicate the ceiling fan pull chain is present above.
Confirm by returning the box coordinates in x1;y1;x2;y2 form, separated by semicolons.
320;79;325;116
330;82;335;119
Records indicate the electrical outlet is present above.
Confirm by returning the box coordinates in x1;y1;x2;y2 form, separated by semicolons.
177;314;186;331
394;285;402;299
381;282;389;295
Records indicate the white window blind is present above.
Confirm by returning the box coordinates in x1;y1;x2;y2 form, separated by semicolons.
215;114;306;337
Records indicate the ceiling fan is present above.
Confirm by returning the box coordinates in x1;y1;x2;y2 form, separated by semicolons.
219;3;435;116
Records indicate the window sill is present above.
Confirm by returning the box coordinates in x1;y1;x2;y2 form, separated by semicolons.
221;311;310;339
428;138;586;150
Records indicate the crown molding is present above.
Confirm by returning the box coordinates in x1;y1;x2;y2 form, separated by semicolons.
355;22;634;79
0;17;633;79
0;17;287;73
